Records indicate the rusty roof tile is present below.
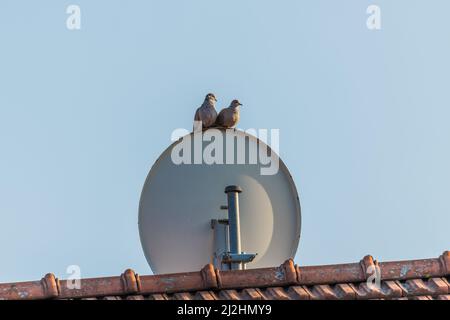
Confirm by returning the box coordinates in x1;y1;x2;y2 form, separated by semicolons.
125;295;145;300
286;286;310;300
349;280;403;300
381;281;404;299
306;283;358;300
172;292;194;300
217;259;298;290
428;277;449;293
281;259;297;283
0;280;47;300
41;273;59;299
1;251;449;300
262;287;290;300
396;279;430;296
305;284;339;300
59;276;124;299
201;264;218;288
334;283;357;299
410;296;432;300
395;277;449;297
147;293;168;300
360;255;378;280
103;296;121;300
240;288;263;300
440;251;450;274
138;265;218;295
297;263;365;285
379;258;443;280
120;269;139;295
194;291;216;300
217;290;241;300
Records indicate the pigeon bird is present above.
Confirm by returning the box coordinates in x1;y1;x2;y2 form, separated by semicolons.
193;93;218;131
215;99;243;128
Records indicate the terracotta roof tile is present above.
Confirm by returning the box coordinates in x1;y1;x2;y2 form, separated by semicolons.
126;295;145;300
238;288;261;300
349;280;402;300
396;277;449;297
172;292;193;300
194;291;216;300
286;286;310;299
0;251;448;300
303;284;339;300
217;289;241;300
264;287;291;300
147;293;168;300
334;283;356;299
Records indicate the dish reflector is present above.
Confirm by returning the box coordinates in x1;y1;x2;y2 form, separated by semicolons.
139;129;301;274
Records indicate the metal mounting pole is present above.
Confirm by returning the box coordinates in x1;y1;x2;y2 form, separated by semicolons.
211;185;256;271
225;185;243;270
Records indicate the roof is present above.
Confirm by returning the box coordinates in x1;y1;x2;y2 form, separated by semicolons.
1;251;449;300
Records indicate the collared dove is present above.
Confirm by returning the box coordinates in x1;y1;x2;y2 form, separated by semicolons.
215;99;243;128
193;93;218;131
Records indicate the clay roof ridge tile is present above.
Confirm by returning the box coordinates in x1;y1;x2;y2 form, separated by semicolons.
439;251;450;275
40;273;60;299
281;259;297;284
360;255;380;281
120;269;139;295
200;264;218;290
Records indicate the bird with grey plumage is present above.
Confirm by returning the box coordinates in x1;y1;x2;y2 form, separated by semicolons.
193;93;218;131
215;99;243;128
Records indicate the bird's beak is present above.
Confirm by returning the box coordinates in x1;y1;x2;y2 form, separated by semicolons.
239;103;243;106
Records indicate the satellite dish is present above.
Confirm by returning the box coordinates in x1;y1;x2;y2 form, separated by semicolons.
139;129;301;274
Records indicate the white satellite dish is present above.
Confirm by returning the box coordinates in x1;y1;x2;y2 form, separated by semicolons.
139;129;301;274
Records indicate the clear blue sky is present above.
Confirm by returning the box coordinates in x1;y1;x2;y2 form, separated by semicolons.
1;1;449;282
